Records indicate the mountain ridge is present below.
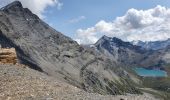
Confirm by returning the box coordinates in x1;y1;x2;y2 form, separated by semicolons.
0;1;141;95
132;38;170;50
94;35;149;67
94;35;170;70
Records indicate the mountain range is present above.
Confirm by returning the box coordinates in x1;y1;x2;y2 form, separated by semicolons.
132;39;170;50
0;1;170;99
0;1;141;95
94;35;170;68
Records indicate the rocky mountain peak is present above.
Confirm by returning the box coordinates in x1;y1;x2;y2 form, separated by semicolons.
101;35;111;40
95;35;109;46
96;35;141;49
94;35;147;66
1;1;23;11
96;35;121;45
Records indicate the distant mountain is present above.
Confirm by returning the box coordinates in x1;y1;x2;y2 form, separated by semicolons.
140;45;170;68
132;39;170;50
131;39;170;67
95;35;147;66
94;35;170;69
0;1;141;95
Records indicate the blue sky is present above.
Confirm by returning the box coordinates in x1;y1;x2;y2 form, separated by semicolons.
43;0;170;39
1;0;170;44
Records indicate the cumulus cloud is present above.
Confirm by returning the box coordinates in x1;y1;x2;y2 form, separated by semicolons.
0;0;63;18
76;27;98;44
75;5;170;44
68;16;86;24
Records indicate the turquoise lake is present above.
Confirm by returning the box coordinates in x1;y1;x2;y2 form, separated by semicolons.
134;68;167;77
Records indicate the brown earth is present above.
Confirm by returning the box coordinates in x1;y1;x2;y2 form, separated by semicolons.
0;48;17;64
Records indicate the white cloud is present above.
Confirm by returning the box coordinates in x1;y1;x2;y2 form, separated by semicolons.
57;2;63;10
0;0;63;19
68;16;86;24
76;27;98;44
75;5;170;44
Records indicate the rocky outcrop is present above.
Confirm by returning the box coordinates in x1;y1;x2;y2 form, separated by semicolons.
0;48;17;64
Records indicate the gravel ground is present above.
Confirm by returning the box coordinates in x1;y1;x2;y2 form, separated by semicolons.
0;64;160;100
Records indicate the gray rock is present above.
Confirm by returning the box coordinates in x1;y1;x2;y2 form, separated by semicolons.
0;1;140;95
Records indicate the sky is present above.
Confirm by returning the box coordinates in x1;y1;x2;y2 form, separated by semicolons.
1;0;170;44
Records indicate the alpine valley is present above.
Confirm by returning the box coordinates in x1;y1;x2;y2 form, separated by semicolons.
0;1;170;100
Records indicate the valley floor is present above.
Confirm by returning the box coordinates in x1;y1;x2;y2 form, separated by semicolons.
0;64;159;100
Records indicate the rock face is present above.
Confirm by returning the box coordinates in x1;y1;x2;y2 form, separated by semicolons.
0;1;140;95
0;48;17;64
